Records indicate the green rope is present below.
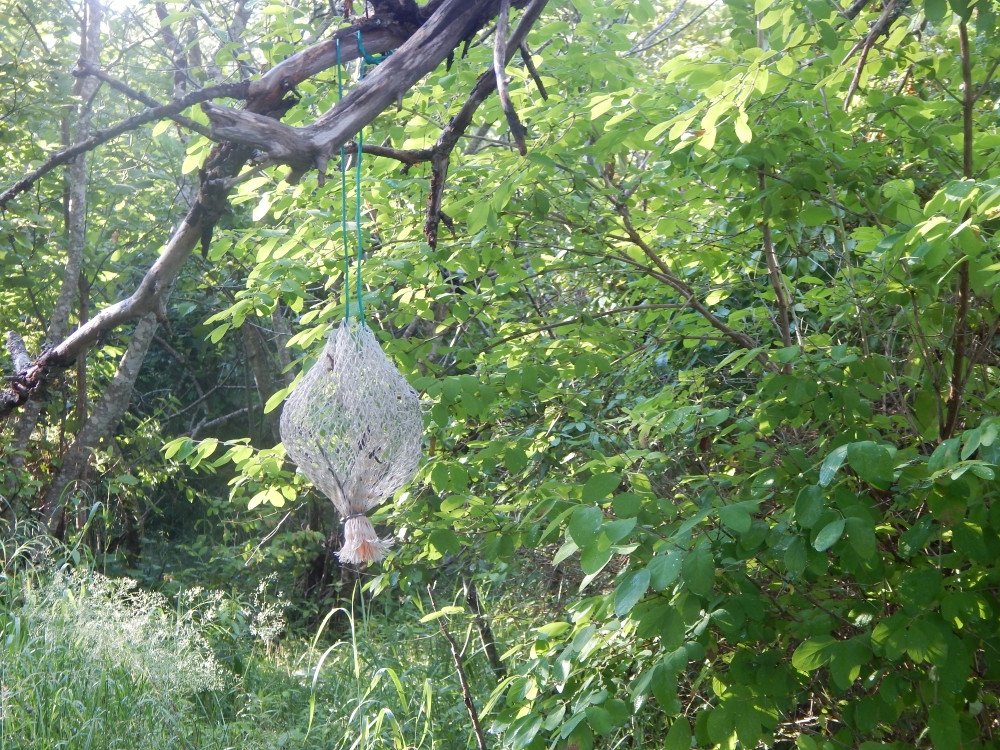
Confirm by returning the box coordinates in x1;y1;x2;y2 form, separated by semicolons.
334;30;391;324
336;38;352;320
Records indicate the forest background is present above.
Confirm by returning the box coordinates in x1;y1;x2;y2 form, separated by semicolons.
1;0;999;748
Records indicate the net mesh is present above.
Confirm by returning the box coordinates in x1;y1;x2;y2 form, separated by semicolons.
279;321;423;565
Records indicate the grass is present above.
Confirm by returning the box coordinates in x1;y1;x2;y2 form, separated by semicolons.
0;522;498;750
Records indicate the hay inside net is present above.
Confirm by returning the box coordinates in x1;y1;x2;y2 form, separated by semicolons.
280;321;423;565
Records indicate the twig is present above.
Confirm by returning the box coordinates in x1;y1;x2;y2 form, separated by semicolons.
842;0;910;110
77;63;214;138
758;169;793;353
0;80;248;208
608;192;776;371
427;585;488;750
519;43;547;99
493;0;527;155
487;303;685;349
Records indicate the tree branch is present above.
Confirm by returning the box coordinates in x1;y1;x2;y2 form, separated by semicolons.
0;80;248;208
427;585;488;750
494;0;527;154
76;63;214;139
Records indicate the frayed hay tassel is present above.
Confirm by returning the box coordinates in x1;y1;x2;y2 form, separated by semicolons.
339;514;393;565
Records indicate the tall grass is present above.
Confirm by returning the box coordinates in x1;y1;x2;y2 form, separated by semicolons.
0;521;492;750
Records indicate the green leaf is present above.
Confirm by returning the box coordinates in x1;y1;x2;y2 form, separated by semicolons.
419;605;464;623
719;503;752;533
665;718;692;750
929;703;961;749
647;551;683;590
847;441;894;488
845;517;877;559
651;663;681;713
582;472;621;502
604;517;636;544
819;445;849;486
792;635;837;671
813;518;846;552
682;547;714;596
568;505;603;548
784;537;808;577
734;111;752;144
948;0;971;19
614;568;650;617
580;544;613;575
794;485;823;528
924;0;947;22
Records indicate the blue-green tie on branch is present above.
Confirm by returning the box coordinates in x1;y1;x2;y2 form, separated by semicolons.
279;30;421;567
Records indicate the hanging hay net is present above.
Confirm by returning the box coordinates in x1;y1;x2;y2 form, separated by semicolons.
280;321;423;565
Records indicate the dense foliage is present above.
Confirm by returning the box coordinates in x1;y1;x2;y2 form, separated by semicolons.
2;0;999;747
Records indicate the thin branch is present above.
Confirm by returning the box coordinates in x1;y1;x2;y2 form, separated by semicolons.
487;303;685;349
627;0;688;54
608;193;776;370
0;80;248;208
76;63;214;138
519;43;547;99
941;21;974;440
424;0;549;245
843;0;910;110
427;585;488;750
494;0;527;154
758;169;793;352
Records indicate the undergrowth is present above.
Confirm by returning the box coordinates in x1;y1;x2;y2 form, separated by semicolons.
0;521;498;750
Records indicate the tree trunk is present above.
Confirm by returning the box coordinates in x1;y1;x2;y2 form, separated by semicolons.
7;0;103;511
45;313;159;531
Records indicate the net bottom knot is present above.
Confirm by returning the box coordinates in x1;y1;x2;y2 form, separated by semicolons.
338;514;392;565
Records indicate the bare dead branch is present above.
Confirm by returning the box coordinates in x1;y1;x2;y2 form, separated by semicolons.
494;0;527;154
5;332;31;374
1;0;547;419
424;0;549;245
